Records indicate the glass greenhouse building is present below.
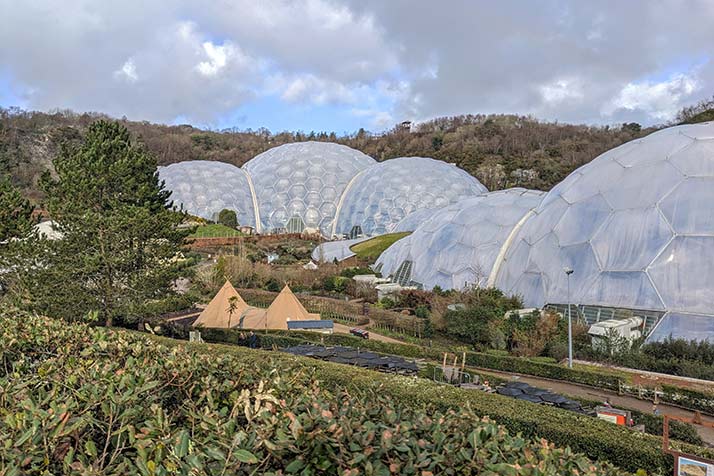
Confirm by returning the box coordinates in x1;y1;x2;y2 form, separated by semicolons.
158;160;258;227
243;142;376;235
374;122;714;342
332;157;488;237
159;143;485;237
492;122;714;342
376;189;545;290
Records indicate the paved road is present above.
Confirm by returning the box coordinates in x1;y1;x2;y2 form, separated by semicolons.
472;367;714;445
332;322;405;344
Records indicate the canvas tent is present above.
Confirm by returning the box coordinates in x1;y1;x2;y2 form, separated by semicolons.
192;280;249;328
193;282;321;331
261;285;321;330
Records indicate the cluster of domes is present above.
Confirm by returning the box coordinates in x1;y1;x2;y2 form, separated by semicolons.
159;142;486;236
376;122;714;342
159;123;714;341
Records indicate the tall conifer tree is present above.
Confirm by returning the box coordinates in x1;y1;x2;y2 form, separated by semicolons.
15;121;188;326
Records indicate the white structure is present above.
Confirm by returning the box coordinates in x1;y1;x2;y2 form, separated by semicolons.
376;189;544;290
244;142;375;235
333;157;487;237
158;161;257;227
588;317;644;352
492;122;714;342
311;237;371;263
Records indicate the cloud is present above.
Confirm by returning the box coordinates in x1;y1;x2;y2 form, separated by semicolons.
0;0;713;128
603;74;701;121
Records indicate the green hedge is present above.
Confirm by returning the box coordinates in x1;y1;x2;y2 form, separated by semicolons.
189;339;714;475
179;326;714;416
2;312;629;476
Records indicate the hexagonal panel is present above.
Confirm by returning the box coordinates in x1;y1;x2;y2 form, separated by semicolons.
659;177;714;234
158;161;256;227
668;139;714;177
591;207;673;271
602;161;683;210
553;194;611;246
244;142;375;234
649;236;714;315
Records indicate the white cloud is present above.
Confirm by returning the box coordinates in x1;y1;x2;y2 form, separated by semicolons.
1;0;714;128
603;74;701;121
540;78;584;104
114;58;139;83
196;42;243;77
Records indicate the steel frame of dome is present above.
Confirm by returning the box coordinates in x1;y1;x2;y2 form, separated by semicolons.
243;141;375;235
158;161;258;227
491;122;714;342
332;157;488;237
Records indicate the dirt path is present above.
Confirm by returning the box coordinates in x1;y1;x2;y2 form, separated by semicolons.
332;322;406;344
472;367;714;445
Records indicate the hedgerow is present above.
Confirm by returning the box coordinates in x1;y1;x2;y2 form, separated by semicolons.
2;312;629;475
187;326;714;414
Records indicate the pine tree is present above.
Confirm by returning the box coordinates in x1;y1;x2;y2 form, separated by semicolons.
0;177;33;243
14;121;189;326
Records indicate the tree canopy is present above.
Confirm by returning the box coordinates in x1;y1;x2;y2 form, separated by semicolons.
10;121;189;326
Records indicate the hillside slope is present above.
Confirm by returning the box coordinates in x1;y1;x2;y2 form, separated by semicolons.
1;107;652;203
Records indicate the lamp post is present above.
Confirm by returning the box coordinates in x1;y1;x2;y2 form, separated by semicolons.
564;267;574;368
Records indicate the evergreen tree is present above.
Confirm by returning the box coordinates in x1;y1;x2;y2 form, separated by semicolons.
0;177;33;293
0;177;33;243
14;121;189;326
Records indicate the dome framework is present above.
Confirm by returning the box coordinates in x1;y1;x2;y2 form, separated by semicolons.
492;122;714;342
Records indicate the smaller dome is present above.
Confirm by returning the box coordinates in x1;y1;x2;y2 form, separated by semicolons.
376;188;544;290
159;161;257;226
334;157;487;237
243;142;375;235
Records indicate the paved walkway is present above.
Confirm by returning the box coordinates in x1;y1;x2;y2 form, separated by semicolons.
332;322;405;344
471;367;714;445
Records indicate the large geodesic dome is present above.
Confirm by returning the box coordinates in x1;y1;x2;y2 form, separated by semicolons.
243;142;375;234
333;157;487;237
376;189;545;290
393;208;442;233
494;122;714;342
159;161;257;226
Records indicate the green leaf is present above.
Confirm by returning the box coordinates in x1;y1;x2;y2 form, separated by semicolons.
234;449;258;464
285;459;304;473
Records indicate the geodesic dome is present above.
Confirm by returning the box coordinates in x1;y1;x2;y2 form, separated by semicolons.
376;189;545;290
243;142;375;235
159;161;257;226
333;157;487;237
493;122;714;342
393;208;442;233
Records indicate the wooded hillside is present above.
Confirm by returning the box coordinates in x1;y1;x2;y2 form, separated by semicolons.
0;105;679;202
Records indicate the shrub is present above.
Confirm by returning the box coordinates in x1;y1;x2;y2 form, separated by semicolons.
217;208;238;228
1;311;631;475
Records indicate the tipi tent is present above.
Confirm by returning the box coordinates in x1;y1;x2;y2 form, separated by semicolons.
192;281;249;328
262;285;320;330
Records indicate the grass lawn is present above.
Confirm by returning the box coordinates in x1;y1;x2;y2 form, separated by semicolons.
349;232;410;259
189;223;244;238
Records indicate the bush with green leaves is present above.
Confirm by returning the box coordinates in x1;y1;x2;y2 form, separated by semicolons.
0;311;633;475
217;208;238;228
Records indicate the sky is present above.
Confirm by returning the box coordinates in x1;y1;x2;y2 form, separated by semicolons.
1;0;713;133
